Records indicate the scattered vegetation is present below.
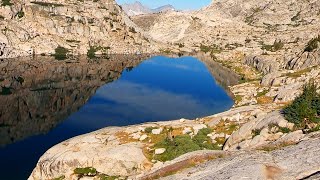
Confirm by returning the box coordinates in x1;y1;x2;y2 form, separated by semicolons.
1;0;13;6
175;43;184;48
200;44;222;54
98;174;120;180
234;95;243;104
87;46;97;59
278;126;291;133
284;67;313;78
53;46;69;60
283;81;320;129
153;128;220;162
256;89;269;97
16;11;24;19
74;167;97;176
258;141;297;152
31;1;64;7
129;27;137;33
261;40;284;52
109;12;117;16
252;129;261;137
159;48;172;54
87;46;110;59
52;175;65;180
1;87;12;95
304;35;320;52
225;43;243;50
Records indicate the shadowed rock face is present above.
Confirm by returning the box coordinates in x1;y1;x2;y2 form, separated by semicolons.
0;55;150;146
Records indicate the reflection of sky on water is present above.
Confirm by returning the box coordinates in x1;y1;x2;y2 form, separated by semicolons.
65;56;233;129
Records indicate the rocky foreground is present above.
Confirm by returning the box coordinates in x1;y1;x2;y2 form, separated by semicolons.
3;0;317;179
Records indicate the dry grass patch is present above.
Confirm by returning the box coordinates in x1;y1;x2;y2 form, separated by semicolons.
257;96;274;104
115;131;137;144
257;141;297;152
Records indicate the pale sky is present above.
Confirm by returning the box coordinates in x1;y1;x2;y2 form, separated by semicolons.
116;0;212;10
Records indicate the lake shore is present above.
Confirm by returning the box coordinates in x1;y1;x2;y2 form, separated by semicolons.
28;51;320;179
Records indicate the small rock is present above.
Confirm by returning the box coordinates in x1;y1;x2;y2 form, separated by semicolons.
180;118;186;122
131;133;141;140
152;128;162;135
286;123;295;130
155;148;166;155
152;161;164;169
139;134;148;141
260;128;269;138
218;133;225;138
183;127;192;134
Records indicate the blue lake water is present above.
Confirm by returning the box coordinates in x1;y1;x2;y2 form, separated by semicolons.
0;56;235;180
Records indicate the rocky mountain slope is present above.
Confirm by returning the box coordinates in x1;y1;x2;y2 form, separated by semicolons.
133;0;320;71
121;1;175;16
0;0;158;59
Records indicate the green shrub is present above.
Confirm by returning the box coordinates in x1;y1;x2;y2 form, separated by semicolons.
154;135;201;162
261;40;284;52
53;46;69;60
154;128;219;162
74;167;97;176
53;175;65;180
87;46;97;59
87;46;109;59
283;81;320;128
304;36;320;52
278;127;291;133
144;126;158;133
16;11;24;18
193;128;216;149
1;0;13;6
252;129;261;137
1;87;12;95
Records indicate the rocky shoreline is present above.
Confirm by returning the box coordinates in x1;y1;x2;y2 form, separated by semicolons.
28;52;320;179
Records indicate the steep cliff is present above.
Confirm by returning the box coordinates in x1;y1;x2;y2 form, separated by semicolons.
0;0;158;58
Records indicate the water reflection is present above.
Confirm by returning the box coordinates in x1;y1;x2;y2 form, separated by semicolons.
0;55;238;180
0;55;149;147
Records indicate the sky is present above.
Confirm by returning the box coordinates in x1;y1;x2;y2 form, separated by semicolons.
116;0;212;10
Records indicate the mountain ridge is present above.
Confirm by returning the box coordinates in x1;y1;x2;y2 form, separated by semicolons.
121;1;175;16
